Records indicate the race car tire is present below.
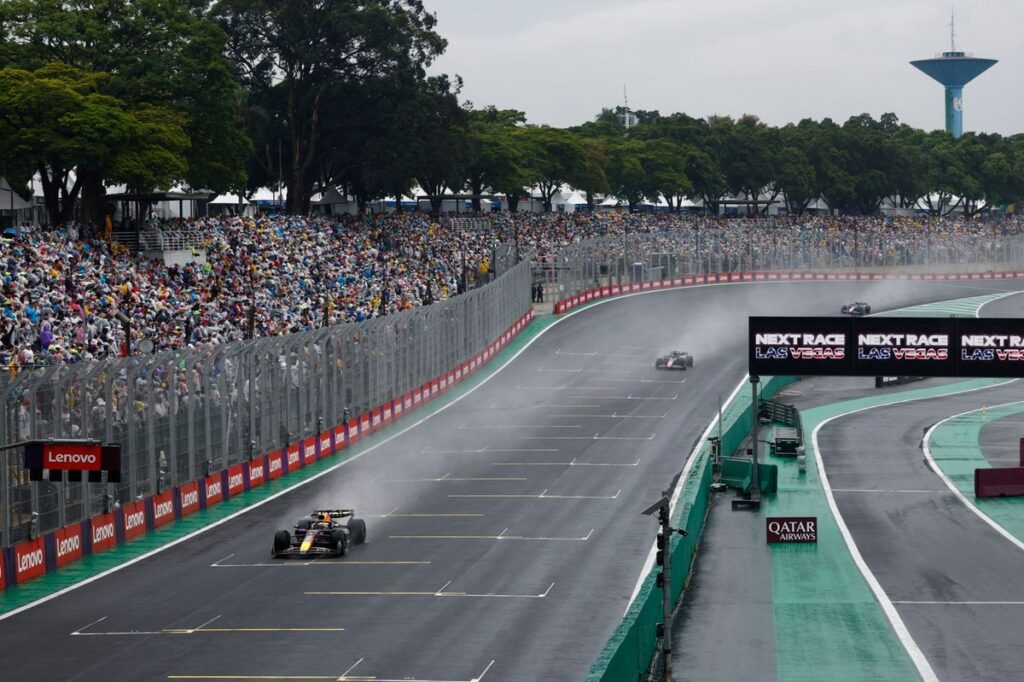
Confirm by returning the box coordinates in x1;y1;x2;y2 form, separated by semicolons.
350;518;367;544
865;306;872;314
273;530;290;556
331;529;350;556
686;355;694;367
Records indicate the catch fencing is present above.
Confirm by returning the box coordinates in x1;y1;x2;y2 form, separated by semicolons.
552;228;1024;300
0;253;533;549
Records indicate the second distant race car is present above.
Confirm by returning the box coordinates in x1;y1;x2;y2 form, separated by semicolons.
840;301;871;315
272;508;367;558
655;351;694;370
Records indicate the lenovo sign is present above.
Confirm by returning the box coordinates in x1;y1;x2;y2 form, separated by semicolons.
766;517;818;544
152;491;175;528
55;525;84;567
179;481;200;517
122;501;148;540
14;537;46;582
204;475;224;506
44;444;102;470
90;513;117;553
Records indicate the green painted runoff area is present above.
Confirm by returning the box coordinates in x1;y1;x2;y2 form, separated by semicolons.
928;400;1024;541
0;314;559;615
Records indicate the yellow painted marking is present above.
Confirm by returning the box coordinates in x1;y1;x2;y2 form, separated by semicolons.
162;628;344;634
299;536;314;553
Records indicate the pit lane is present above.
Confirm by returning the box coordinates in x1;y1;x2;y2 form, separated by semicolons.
3;279;1023;682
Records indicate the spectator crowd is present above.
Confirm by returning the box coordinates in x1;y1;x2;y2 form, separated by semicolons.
3;210;1024;370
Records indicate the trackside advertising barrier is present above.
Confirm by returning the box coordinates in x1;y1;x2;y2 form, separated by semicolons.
555;270;1024;315
0;308;535;589
587;375;797;682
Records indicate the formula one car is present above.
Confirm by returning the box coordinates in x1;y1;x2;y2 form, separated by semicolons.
840;301;871;316
272;509;367;558
655;350;694;370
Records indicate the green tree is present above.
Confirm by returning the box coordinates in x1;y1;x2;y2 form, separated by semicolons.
524;126;587;212
464;106;527;212
0;0;249;219
0;63;188;224
213;0;446;213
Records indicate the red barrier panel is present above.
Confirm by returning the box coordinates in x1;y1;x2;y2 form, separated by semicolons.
122;500;148;540
393;397;405;420
200;475;223;507
371;407;382;430
14;537;45;583
152;491;175;528
178;481;200;517
286;443;301;472
227;464;246;497
319;432;332;458
303;436;318;464
347;419;360;445
268;450;284;479
54;524;83;568
359;414;371;435
383;402;393;423
975;467;1024;498
90;512;117;553
334;425;347;450
248;458;266;489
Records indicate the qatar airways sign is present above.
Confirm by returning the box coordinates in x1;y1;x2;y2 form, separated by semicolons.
750;317;1024;378
766;517;818;544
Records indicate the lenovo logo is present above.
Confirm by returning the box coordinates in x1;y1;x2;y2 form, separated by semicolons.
18;549;43;573
57;534;81;558
125;510;146;532
228;473;244;490
154;500;174;520
49;452;97;465
269;458;282;474
250;465;264;482
180;489;199;508
93;522;115;544
206;480;222;498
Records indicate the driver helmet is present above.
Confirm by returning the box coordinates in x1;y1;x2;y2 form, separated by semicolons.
317;512;331;526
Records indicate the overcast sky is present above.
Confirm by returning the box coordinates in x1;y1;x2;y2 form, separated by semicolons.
425;0;1023;136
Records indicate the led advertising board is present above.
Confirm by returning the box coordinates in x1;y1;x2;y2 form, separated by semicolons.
750;317;1024;378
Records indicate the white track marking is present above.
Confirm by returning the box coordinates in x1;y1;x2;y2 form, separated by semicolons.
556;349;646;357
459;424;581;429
526;433;654;440
339;658;364;680
922;397;1024;555
809;380;1022;681
421;446;559;454
494;458;640;467
389;529;593;541
894;600;1024;605
307;582;554;599
566;394;679;401
449;489;620;500
382;473;526;482
516;384;619;391
547;412;667;419
211;555;429;567
538;367;633;374
832;489;943;494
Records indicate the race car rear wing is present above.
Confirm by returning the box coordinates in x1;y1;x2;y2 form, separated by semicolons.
311;509;355;518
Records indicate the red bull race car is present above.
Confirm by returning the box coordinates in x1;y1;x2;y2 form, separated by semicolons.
273;509;367;558
655;351;694;370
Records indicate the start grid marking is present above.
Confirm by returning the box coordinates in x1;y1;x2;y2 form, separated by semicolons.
72;615;346;637
307;580;555;599
167;658;497;682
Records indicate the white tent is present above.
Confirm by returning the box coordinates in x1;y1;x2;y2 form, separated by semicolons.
0;178;33;211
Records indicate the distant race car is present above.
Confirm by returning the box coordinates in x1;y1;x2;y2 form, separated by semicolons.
655;350;694;370
273;508;367;558
840;301;871;315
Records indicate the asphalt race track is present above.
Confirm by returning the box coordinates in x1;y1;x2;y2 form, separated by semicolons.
4;279;1024;682
809;293;1024;682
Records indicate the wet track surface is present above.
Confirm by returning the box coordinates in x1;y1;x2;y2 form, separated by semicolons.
4;279;1024;682
808;292;1024;682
